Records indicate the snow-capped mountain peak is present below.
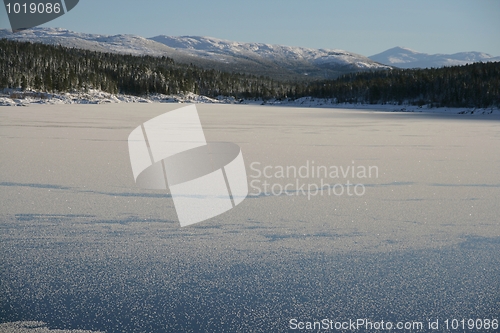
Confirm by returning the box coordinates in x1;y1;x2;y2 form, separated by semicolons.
150;35;387;69
0;27;178;56
370;46;500;68
2;27;498;76
0;27;390;79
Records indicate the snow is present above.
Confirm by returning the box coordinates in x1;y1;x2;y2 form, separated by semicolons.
1;102;499;332
258;97;500;115
0;89;238;106
150;35;389;69
0;321;103;332
0;28;390;71
370;46;500;69
1;89;498;116
2;28;498;71
0;27;177;57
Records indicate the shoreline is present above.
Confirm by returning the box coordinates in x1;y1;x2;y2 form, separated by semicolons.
1;89;499;115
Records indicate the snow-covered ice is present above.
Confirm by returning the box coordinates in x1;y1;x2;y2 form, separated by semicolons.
1;103;499;332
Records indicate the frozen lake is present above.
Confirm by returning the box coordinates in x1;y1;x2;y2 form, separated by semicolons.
1;104;499;332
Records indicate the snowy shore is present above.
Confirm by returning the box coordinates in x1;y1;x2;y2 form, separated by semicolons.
1;89;499;115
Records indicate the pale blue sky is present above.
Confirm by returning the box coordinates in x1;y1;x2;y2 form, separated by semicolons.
1;0;499;56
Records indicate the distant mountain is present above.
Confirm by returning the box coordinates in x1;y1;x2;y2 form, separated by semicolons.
369;47;500;69
0;27;193;59
5;28;497;77
0;27;390;79
150;35;390;78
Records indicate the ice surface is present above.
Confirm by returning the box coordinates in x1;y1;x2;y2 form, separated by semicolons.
1;104;499;332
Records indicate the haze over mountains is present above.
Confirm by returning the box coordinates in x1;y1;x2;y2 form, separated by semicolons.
1;28;499;79
369;46;500;69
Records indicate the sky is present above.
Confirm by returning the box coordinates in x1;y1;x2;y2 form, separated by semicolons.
1;0;499;56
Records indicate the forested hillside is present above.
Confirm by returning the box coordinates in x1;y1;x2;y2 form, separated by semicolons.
312;64;500;107
1;39;499;107
0;39;289;98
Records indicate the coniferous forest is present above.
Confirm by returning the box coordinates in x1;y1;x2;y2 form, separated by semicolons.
1;39;499;107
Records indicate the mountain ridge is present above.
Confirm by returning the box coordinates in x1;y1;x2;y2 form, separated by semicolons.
0;27;390;79
2;27;499;76
369;46;500;69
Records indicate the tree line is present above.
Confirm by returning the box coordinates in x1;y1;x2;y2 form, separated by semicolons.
1;39;499;107
0;39;290;99
311;64;500;108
